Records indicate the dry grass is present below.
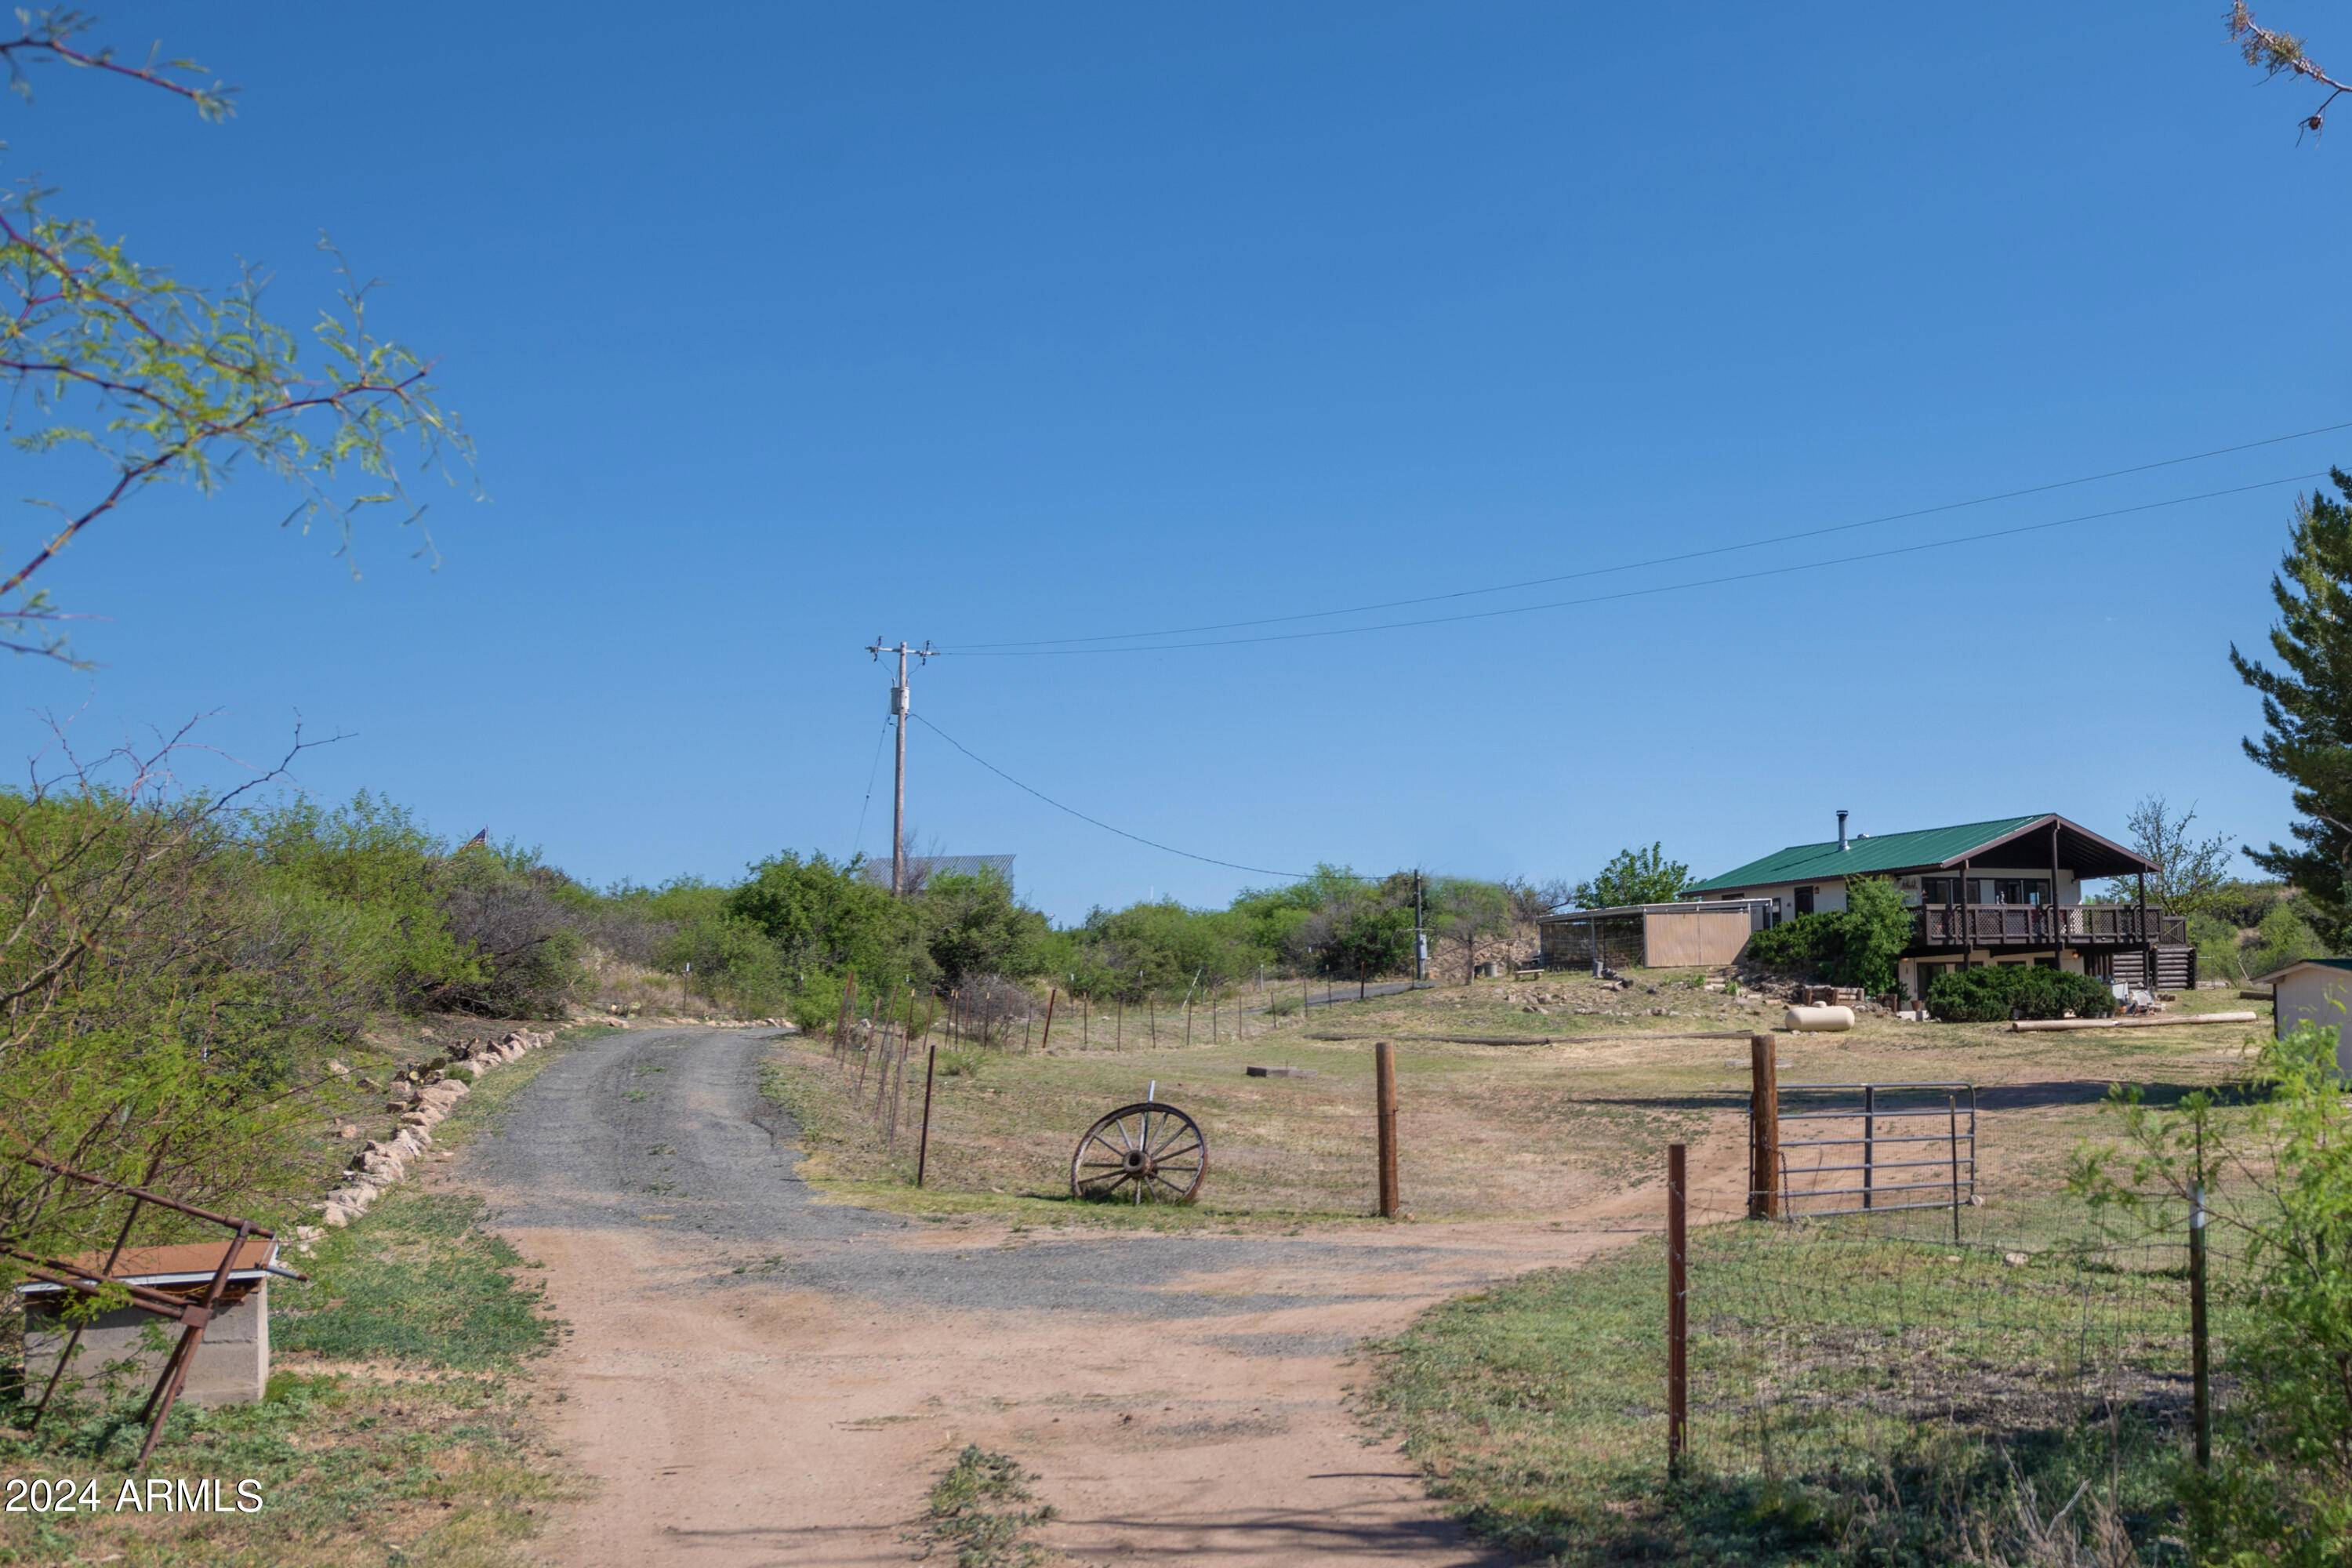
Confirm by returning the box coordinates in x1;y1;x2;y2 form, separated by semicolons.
766;971;2272;1229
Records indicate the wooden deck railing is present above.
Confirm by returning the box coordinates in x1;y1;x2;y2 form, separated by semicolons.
1915;906;2188;947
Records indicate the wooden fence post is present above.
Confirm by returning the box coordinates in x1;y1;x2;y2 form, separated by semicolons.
1040;986;1057;1052
1375;1040;1400;1219
1668;1142;1689;1479
1748;1033;1780;1220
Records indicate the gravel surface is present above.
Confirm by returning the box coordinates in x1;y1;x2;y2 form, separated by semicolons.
473;1025;1461;1319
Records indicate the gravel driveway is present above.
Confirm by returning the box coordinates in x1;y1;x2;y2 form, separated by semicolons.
466;1025;1644;1566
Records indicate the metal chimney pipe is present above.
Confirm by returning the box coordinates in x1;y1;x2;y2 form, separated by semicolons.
1837;809;1849;851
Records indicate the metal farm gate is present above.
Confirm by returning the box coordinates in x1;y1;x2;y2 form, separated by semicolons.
1762;1079;1978;1239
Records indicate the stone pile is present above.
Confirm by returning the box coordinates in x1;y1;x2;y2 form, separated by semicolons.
294;1027;556;1250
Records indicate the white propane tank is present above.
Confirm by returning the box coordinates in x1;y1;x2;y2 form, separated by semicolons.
1783;1004;1857;1032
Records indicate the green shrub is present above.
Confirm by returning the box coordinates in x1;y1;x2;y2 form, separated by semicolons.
786;971;848;1035
430;846;586;1018
1837;877;1913;993
2190;910;2249;985
1743;911;1844;975
1927;965;2115;1022
2245;901;2323;981
248;792;482;1007
1741;879;1926;993
661;911;789;1015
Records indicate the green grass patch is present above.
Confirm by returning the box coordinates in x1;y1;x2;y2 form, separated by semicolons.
1367;1221;2207;1565
274;1192;554;1369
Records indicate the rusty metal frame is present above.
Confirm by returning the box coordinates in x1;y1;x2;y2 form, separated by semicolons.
5;1151;303;1466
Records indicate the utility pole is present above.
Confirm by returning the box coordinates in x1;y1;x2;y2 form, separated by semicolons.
866;637;935;896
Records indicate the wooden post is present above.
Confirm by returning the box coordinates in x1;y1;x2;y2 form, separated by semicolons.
1958;856;1973;953
916;1038;939;1187
1083;993;1091;1048
2049;818;2066;968
1150;1002;1158;1048
1668;1142;1689;1479
1040;986;1058;1051
1375;1040;1401;1219
1748;1033;1780;1220
1185;996;1194;1047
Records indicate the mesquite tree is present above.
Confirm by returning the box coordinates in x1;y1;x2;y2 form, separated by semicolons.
0;728;350;1265
0;10;468;666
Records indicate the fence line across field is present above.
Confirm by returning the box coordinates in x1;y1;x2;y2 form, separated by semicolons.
1667;1034;2223;1503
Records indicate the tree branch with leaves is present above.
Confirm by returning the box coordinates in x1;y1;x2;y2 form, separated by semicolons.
0;9;470;666
2230;2;2351;140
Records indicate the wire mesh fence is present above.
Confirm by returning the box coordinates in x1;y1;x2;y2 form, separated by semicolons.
1662;1150;2230;1548
845;970;1434;1057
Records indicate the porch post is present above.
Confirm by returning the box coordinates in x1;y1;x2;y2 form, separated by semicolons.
2138;868;2153;991
2050;819;2064;968
1960;857;1972;954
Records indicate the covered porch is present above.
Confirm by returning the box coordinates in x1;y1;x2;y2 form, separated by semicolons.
1915;904;2188;949
1908;814;2163;949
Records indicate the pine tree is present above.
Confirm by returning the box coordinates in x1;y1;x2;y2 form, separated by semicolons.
2231;470;2352;948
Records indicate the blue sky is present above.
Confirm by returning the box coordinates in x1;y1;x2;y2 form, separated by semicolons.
4;2;2347;921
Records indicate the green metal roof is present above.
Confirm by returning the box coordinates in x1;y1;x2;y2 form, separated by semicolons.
1687;815;2050;893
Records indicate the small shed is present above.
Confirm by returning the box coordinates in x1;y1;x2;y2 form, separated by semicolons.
2252;956;2352;1076
1538;900;1769;971
16;1238;281;1406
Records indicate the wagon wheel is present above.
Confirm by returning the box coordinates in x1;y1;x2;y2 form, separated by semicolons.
1069;1102;1207;1204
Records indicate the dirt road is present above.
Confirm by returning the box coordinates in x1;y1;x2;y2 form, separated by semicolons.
466;1026;1686;1566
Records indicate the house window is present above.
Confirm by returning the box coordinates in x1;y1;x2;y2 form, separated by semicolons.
1924;877;1965;904
1991;877;2052;906
1794;885;1815;916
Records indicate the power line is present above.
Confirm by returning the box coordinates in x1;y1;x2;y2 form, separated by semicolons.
950;472;2325;656
945;419;2352;654
909;710;1314;881
851;713;892;858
